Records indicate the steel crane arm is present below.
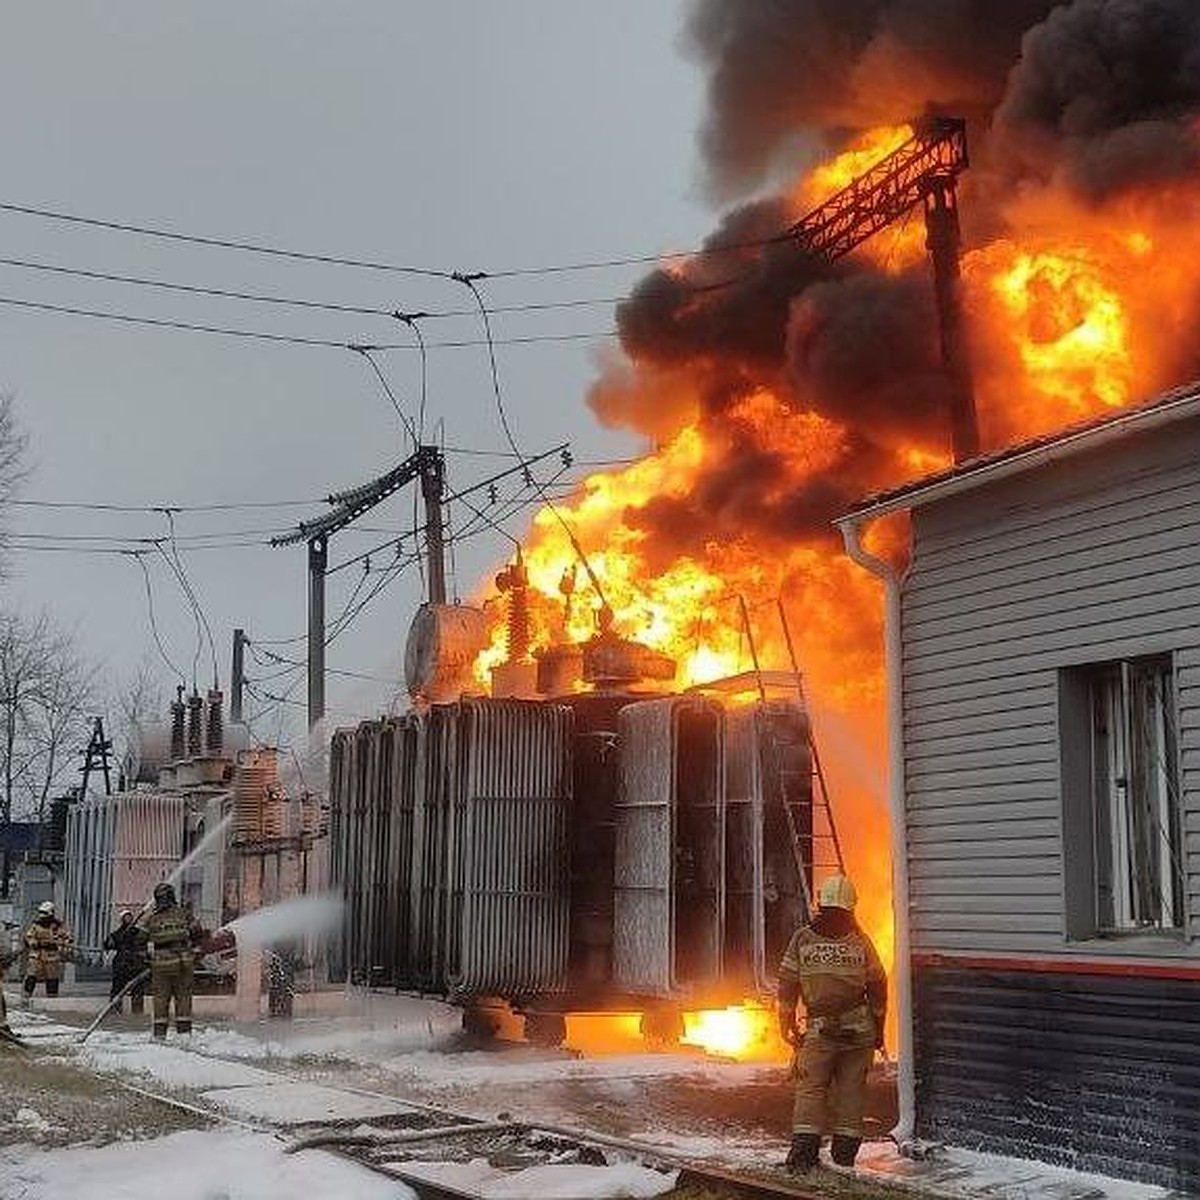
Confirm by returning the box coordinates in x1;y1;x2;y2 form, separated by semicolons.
789;117;968;263
272;445;441;546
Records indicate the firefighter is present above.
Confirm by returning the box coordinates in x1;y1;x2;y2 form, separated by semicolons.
22;901;71;1004
777;874;887;1172
144;882;206;1039
104;910;149;1014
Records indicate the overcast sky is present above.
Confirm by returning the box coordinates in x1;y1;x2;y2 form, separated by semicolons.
0;2;711;755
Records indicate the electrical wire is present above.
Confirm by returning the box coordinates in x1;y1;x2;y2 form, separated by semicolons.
0;293;617;350
160;511;219;688
351;345;417;447
131;553;186;687
0;254;635;320
393;313;428;443
0;196;790;281
455;273;613;611
9;496;321;513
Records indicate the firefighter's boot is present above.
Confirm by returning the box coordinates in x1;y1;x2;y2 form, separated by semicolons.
831;1135;862;1167
785;1133;820;1172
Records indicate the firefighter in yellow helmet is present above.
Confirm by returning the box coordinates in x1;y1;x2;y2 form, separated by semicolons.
777;874;887;1172
144;882;206;1039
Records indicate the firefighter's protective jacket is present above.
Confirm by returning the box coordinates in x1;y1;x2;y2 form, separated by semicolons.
777;913;886;1047
144;905;204;973
23;917;71;982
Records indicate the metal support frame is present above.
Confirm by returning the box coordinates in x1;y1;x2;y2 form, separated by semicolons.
274;445;448;731
790;116;979;461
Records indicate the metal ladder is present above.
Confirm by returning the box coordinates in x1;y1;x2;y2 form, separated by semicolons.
736;596;846;922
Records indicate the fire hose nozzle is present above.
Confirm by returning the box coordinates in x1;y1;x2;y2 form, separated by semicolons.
199;928;237;957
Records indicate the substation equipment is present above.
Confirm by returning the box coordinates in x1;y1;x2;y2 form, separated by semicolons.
62;688;324;975
324;118;978;1043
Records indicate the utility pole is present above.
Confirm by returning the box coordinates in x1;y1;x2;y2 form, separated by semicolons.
230;628;246;724
307;536;327;731
421;453;447;606
272;447;447;733
924;180;979;461
787;116;979;462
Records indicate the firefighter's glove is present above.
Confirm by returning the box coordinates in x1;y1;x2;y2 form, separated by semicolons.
779;1012;799;1047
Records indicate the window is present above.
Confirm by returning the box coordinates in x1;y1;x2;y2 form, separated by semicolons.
1061;654;1185;938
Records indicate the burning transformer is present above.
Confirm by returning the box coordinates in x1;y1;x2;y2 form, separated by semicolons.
329;574;827;1047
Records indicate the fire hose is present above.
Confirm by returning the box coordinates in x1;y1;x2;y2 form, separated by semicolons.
76;928;236;1044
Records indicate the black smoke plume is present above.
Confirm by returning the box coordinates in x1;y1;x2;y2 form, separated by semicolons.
589;0;1200;557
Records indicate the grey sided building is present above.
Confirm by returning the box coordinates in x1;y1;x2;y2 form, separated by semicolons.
838;385;1200;1193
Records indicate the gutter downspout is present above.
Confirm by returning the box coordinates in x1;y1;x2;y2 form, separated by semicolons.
837;516;916;1149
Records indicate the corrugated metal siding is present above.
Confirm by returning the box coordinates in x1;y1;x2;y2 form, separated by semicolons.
915;964;1200;1191
329;700;572;1001
613;696;725;998
447;699;573;999
63;792;185;959
902;422;1200;956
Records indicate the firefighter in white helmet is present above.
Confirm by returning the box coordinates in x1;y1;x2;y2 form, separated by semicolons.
22;901;72;1005
777;874;887;1172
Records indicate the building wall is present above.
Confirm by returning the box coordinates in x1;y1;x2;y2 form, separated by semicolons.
900;418;1200;1189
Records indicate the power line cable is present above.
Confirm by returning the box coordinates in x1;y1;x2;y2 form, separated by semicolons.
131;553;186;687
393;313;428;442
0;254;635;321
454;273;612;610
10;496;320;513
0;293;616;350
159;512;219;688
0;197;790;281
350;344;417;447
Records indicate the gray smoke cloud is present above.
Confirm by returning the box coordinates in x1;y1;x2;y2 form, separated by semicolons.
994;0;1200;199
686;0;1064;200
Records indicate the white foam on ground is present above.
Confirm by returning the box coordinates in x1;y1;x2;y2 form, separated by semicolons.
395;1157;677;1199
0;1129;416;1199
200;1080;417;1126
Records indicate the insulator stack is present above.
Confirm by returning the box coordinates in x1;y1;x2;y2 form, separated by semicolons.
186;691;204;758
170;690;186;760
495;555;530;663
205;689;224;755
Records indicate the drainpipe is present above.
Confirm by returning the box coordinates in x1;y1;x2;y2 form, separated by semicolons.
837;516;916;1149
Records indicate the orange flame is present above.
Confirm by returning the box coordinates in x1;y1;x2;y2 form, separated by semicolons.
682;1003;790;1062
472;127;1200;1056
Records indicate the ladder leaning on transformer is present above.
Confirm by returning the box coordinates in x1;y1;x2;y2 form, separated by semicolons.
735;595;845;925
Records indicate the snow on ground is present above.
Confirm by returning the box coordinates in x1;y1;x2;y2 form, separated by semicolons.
0;1129;417;1200
396;1158;678;1199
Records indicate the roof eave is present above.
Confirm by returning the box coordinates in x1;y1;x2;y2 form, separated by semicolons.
835;388;1200;529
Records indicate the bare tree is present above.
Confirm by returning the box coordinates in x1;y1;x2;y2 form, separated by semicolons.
0;613;95;896
0;396;29;579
